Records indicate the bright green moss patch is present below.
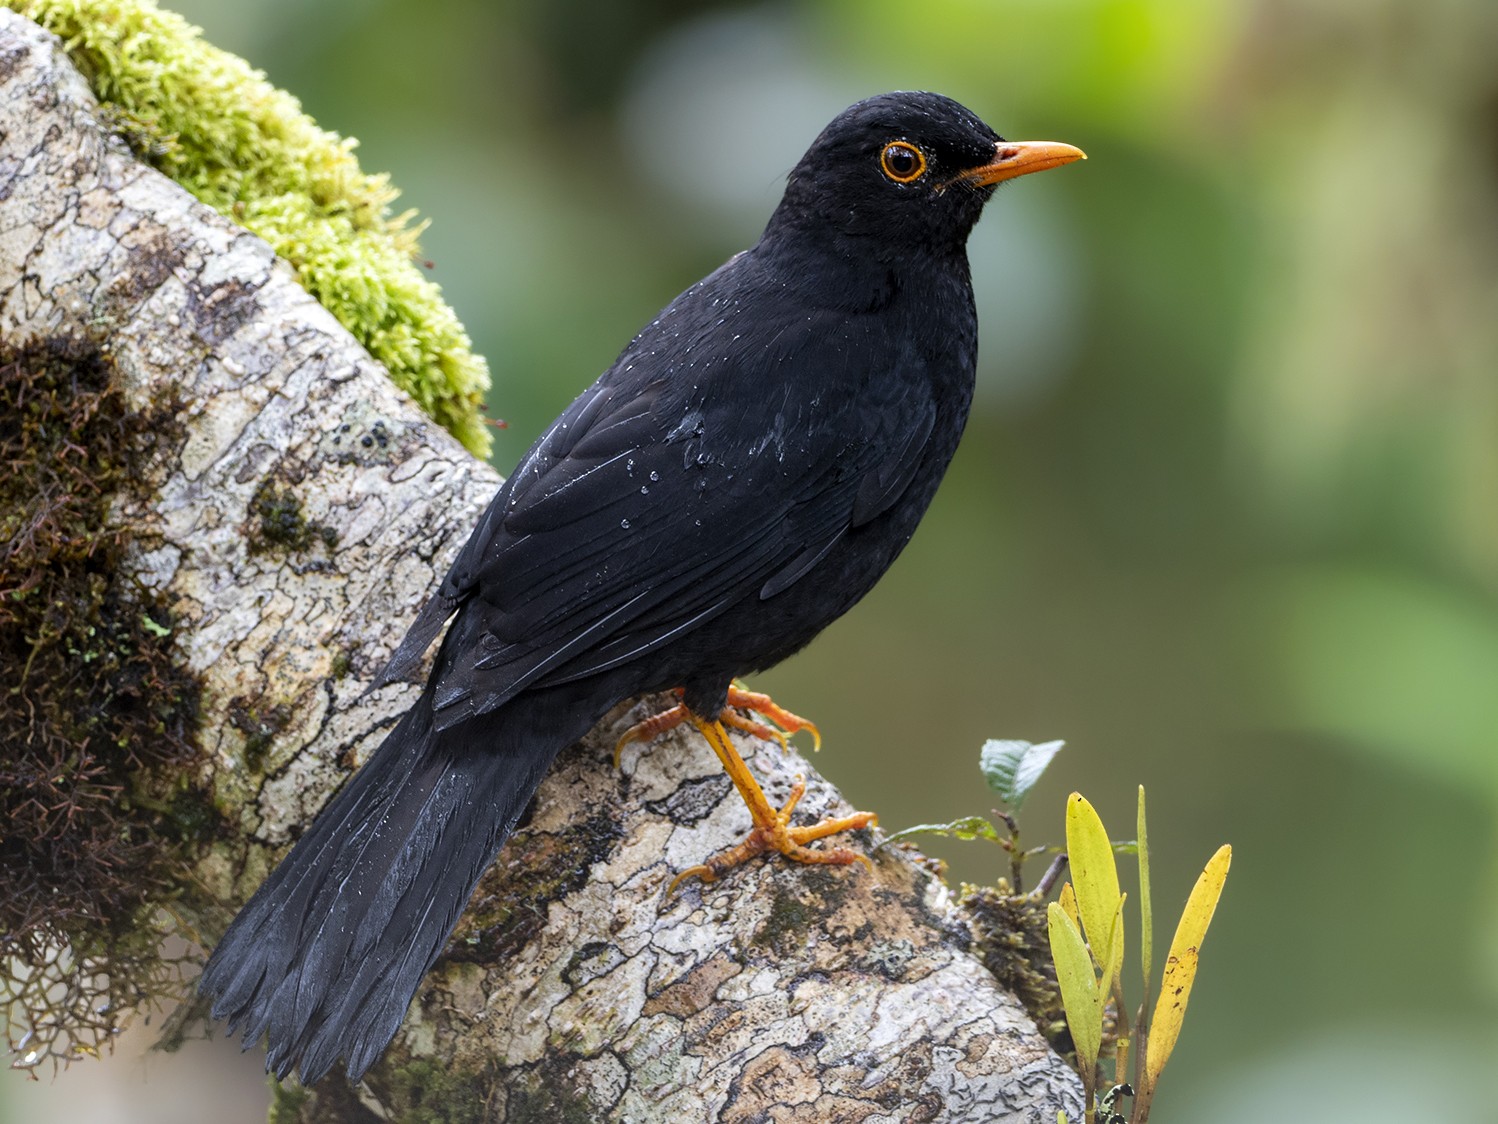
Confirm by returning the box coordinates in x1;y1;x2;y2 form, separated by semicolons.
8;0;493;457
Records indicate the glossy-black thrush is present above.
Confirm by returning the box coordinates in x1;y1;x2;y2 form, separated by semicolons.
200;90;1084;1085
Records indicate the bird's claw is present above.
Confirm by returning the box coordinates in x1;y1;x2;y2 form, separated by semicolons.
615;685;821;769
614;692;687;767
722;686;822;753
667;774;877;894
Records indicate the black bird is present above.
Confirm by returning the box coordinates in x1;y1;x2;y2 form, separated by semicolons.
200;91;1084;1085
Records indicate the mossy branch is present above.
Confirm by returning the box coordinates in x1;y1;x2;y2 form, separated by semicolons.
0;8;1081;1121
5;0;492;457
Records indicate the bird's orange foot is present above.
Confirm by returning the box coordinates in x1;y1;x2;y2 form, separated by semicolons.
668;774;877;894
658;712;876;893
614;690;689;767
614;684;821;767
721;685;822;753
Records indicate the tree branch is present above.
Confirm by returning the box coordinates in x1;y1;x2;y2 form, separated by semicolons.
0;11;1082;1121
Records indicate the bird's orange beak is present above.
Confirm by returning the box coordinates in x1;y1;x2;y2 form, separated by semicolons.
952;140;1087;187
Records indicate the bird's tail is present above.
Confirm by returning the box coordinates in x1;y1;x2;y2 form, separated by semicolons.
199;685;601;1085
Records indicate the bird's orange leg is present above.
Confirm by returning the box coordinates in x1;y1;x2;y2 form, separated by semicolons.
613;688;873;888
667;714;875;893
614;684;821;767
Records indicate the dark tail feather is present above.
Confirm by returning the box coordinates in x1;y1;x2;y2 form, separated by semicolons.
199;687;574;1085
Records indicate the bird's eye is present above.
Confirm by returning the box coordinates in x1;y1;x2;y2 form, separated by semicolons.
879;141;927;184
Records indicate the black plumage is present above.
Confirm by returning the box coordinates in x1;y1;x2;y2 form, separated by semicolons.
200;91;1083;1085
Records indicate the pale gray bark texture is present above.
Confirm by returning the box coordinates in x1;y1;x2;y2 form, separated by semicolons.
0;11;1083;1121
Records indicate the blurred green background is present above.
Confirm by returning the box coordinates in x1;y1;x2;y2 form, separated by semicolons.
6;0;1498;1121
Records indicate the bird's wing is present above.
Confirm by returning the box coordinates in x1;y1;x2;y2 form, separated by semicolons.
375;378;622;686
409;310;936;727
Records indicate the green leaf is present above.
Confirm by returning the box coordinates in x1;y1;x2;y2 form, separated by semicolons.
1048;901;1102;1076
1138;786;1154;1016
1065;793;1122;960
879;816;1004;848
980;739;1065;810
1098;892;1127;1004
140;614;171;637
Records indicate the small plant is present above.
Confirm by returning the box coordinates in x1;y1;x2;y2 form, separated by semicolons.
1052;789;1230;1122
886;741;1231;1121
883;738;1072;892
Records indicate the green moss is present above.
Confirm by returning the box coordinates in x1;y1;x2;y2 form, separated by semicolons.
753;883;814;953
447;807;623;966
7;0;492;457
228;699;291;772
164;783;221;844
377;1059;492;1124
960;883;1073;1062
248;481;338;555
751;866;853;954
0;336;211;1070
503;1071;598;1124
267;1079;311;1124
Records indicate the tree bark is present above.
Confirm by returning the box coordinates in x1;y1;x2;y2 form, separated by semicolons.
0;11;1082;1122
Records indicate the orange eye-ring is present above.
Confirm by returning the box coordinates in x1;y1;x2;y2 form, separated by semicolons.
879;141;927;184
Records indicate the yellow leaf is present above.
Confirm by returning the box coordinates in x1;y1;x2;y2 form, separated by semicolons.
1066;792;1121;960
1048;900;1102;1075
1145;844;1231;1086
1059;880;1081;932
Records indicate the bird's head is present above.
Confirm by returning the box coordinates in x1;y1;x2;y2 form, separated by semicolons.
766;91;1084;258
